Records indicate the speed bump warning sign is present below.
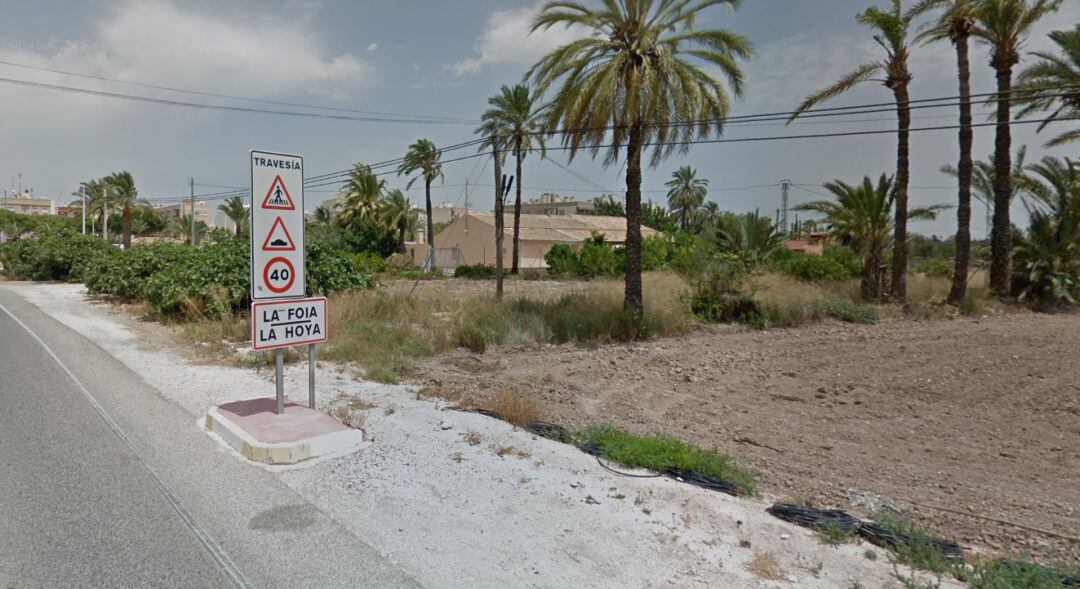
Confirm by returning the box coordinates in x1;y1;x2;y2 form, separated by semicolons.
251;150;304;300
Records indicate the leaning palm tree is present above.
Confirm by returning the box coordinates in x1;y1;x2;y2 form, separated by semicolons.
476;84;548;274
338;163;386;227
908;0;977;304
398;139;444;270
795;174;948;301
971;0;1062;294
218;196;247;236
1016;25;1080;148
527;0;753;314
379;188;413;253
105;171;138;248
665;166;709;233
788;0;915;303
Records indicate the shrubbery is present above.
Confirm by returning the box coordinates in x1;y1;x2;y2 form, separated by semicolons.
2;232;373;319
771;246;861;282
454;263;497;279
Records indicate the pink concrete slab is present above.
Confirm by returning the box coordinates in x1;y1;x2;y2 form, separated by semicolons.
215;397;349;444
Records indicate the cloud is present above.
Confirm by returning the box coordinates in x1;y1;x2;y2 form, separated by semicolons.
0;0;371;122
448;1;585;76
367;42;379;52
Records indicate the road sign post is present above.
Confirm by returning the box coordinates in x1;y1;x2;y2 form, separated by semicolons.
250;150;317;414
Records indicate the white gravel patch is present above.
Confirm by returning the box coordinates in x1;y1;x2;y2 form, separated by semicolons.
3;281;965;589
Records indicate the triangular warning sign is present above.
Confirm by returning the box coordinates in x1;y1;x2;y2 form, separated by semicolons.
261;217;296;251
261;175;295;210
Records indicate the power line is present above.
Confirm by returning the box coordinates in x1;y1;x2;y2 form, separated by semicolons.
0;58;477;124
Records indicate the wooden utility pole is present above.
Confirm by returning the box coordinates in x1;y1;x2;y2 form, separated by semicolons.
492;137;504;300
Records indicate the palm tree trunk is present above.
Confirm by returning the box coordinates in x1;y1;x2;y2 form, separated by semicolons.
122;205;132;249
989;64;1013;295
949;35;974;305
398;219;407;253
861;242;884;301
511;138;523;275
624;123;644;315
889;83;911;303
425;178;434;271
492;139;505;300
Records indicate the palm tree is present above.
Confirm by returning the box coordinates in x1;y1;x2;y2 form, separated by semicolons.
795;174;948;300
1014;155;1080;305
398;139;444;269
311;203;334;226
789;0;914;302
941;146;1027;239
379;188;413;253
476;84;547;274
218;196;247;236
971;0;1062;295
77;178;110;238
665;166;709;233
909;0;977;304
169;214;208;245
527;0;752;315
104;172;138;248
716;209;781;263
338;163;386;227
1016;25;1080;147
699;201;721;228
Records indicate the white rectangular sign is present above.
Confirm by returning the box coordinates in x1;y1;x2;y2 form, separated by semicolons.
250;150;305;300
251;297;328;351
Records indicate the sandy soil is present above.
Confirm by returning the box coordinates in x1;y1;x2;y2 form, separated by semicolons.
416;313;1080;564
2;281;965;588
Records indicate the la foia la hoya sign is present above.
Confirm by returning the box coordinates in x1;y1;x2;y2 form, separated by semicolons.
251;297;328;351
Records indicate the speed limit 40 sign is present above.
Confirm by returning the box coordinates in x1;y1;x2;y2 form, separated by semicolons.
250;150;304;300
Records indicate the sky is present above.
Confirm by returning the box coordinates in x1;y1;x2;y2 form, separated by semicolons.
0;0;1077;237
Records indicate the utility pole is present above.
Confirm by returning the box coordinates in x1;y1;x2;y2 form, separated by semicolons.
102;183;109;243
81;186;86;235
189;177;196;246
779;179;791;235
492;137;504;300
464;179;470;232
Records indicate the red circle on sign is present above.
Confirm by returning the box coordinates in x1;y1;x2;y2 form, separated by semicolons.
263;257;296;294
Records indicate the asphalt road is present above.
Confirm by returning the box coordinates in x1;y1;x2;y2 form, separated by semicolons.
0;286;417;589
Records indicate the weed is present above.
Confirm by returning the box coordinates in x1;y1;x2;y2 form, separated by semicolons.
894;567;942;589
864;549;878;561
461;431;482;446
367;364;400;385
816;521;857;546
383;404;396;416
745;552;786;581
962;558;1079;589
871;511;959;575
573;424;757;496
486;389;545;428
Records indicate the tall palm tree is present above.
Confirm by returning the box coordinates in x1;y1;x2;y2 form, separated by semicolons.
105;171;138;248
700;201;721;228
1014;155;1080;304
476;84;548;274
338;163;386;227
398;139;444;269
527;0;752;314
218;196;247;236
1016;25;1080;147
379;188;413;253
78;178;110;238
788;0;914;302
665;166;709;233
971;0;1062;294
909;0;977;304
941;146;1028;238
795;174;948;300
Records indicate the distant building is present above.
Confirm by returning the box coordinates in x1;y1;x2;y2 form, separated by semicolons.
156;201;212;227
507;193;595;216
1;191;55;216
419;213;656;269
782;231;828;256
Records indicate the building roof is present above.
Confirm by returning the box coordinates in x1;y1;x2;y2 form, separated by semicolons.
461;213;657;243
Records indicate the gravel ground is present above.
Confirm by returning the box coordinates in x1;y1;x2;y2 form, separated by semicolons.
417;312;1080;565
4;281;964;589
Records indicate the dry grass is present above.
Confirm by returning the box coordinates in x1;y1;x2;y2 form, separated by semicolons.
461;431;483;446
492;445;531;459
745;552;787;581
485;389;546;428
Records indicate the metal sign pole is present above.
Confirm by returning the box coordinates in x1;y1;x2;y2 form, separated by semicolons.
275;348;284;414
308;344;315;409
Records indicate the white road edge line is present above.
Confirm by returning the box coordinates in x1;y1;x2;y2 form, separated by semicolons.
0;301;254;589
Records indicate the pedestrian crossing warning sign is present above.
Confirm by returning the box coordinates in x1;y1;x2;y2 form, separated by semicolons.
261;175;295;210
261;217;296;251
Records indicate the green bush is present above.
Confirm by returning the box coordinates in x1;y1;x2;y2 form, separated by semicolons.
141;240;250;318
577;233;621;278
307;242;373;297
351;252;387;275
680;252;760;325
454;263;497;279
0;231;114;282
913;257;953;278
773;246;861;282
544;243;580;277
85;243;188;299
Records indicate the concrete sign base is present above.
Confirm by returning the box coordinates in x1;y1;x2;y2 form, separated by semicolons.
205;397;363;464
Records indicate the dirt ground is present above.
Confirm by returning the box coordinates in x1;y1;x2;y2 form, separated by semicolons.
415;311;1080;564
